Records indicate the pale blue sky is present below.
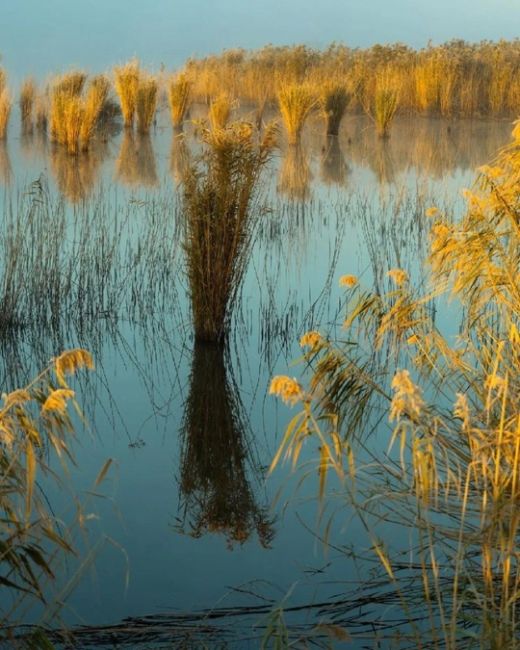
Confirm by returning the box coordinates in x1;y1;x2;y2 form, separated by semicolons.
2;0;520;82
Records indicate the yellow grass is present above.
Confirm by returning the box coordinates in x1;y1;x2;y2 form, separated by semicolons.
168;73;191;128
208;93;232;131
136;75;158;134
277;83;317;145
0;89;11;140
19;77;36;130
114;60;140;128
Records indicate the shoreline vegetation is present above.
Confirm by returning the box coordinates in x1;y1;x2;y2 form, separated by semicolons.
0;40;520;152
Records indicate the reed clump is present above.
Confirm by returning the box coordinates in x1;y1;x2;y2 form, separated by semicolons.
136;75;158;134
0;88;11;140
277;83;317;145
181;121;275;344
371;72;400;138
50;74;108;154
113;59;140;128
320;83;350;136
19;77;36;131
168;72;191;128
0;350;96;636
208;93;232;131
270;124;520;645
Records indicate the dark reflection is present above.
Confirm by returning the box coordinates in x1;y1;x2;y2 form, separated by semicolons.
278;143;312;201
177;343;274;548
169;129;191;184
320;135;349;186
115;131;158;188
0;141;12;186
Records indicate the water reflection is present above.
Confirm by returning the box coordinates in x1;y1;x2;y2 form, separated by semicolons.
0;141;12;186
278;143;312;201
177;343;274;548
115;131;158;188
49;144;107;203
320;135;349;187
169;129;191;184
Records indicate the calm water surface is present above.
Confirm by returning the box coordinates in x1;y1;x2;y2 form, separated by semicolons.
0;108;513;645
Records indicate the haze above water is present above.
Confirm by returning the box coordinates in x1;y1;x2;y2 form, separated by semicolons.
3;0;520;83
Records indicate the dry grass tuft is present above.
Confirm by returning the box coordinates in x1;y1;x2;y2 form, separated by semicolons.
208;93;232;131
320;83;350;136
0;89;11;140
19;78;36;131
136;75;158;134
277;83;317;145
114;60;140;128
168;72;191;128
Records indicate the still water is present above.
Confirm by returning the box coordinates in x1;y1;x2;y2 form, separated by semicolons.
0;107;513;646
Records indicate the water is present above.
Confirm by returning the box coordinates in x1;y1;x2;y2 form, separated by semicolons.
0;106;513;647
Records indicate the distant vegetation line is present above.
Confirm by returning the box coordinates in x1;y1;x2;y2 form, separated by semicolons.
1;40;520;152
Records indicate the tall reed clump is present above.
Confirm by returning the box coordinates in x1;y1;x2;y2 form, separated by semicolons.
0;88;11;140
50;74;108;154
114;59;140;128
19;77;36;132
320;83;350;136
168;72;191;129
370;72;400;138
277;83;317;145
270;125;520;646
208;93;232;131
0;349;97;639
181;121;275;344
136;74;158;134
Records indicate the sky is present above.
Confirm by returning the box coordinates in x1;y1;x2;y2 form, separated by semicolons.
2;0;520;83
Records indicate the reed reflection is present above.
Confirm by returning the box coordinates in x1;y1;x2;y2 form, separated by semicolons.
0;141;11;186
320;135;349;186
178;343;274;547
49;143;107;203
169;129;191;184
278;143;312;201
115;130;158;188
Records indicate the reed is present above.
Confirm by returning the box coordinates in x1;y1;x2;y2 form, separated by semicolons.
181;121;274;343
114;59;140;128
136;75;158;134
0;88;11;140
208;93;232;131
54;70;87;96
79;75;110;150
277;83;317;145
19;77;36;131
270;124;520;645
320;83;350;136
0;67;5;94
371;73;400;138
168;72;191;128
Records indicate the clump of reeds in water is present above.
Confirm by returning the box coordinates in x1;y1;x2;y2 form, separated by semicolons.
136;75;158;134
19;77;36;132
270;124;520;646
320;83;350;136
114;59;140;128
181;121;275;344
49;73;109;154
179;343;274;547
277;83;317;145
208;93;232;131
168;72;191;129
0;88;11;140
371;72;400;138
